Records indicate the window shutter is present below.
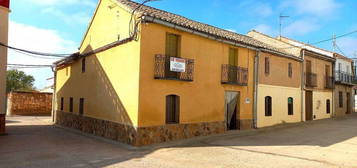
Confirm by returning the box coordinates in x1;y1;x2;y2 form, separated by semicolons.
166;33;180;58
265;57;270;74
288;63;292;78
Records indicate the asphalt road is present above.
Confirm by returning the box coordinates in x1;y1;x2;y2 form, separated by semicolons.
1;115;357;168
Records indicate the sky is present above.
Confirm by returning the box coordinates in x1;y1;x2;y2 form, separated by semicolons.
7;0;357;89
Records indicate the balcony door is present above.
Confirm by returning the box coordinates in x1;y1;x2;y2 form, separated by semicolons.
165;33;181;79
347;92;351;114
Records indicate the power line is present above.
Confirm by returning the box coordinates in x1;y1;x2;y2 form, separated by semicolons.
0;42;72;57
279;30;357;49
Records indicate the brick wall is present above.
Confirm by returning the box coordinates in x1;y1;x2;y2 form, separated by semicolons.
7;91;52;116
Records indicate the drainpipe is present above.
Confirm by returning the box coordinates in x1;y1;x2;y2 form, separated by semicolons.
301;50;305;122
332;61;335;118
51;66;57;123
253;50;260;128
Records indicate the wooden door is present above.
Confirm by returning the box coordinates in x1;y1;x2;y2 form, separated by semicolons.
305;91;313;121
225;91;239;130
347;93;351;114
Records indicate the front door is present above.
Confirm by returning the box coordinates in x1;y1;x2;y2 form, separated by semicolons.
305;91;313;121
347;92;351;114
225;91;239;130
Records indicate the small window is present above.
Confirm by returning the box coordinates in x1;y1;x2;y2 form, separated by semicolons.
326;99;331;114
79;98;84;115
229;48;238;66
288;97;293;115
166;95;180;124
339;91;343;108
82;58;86;73
69;97;73;113
288;63;292;78
265;96;272;116
165;33;181;58
60;97;64;111
265;57;270;75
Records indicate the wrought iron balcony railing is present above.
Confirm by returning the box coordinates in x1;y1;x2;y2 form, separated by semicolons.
221;64;248;86
305;72;317;87
335;71;353;85
154;55;194;81
325;76;334;89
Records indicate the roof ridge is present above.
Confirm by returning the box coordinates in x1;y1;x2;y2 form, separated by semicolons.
279;36;335;54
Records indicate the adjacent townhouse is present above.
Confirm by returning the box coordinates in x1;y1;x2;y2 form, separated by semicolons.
248;31;335;125
279;37;336;121
0;0;10;135
53;0;294;146
333;53;355;116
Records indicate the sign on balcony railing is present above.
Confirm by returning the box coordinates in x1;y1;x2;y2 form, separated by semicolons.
154;55;194;81
221;64;248;86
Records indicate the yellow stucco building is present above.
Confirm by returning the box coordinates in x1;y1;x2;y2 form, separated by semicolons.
248;31;335;127
0;0;10;135
54;0;292;146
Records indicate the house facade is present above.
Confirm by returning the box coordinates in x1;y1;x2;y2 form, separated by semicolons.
280;37;335;121
248;31;335;125
53;0;292;146
333;53;355;116
0;0;10;135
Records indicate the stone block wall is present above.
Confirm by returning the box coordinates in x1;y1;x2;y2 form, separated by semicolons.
56;111;226;146
7;91;53;116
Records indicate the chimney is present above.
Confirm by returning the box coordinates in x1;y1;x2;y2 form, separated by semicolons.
0;0;9;8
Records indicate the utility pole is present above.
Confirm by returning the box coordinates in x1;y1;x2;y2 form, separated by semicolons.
279;13;289;40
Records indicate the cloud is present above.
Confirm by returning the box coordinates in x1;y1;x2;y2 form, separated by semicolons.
337;37;357;57
8;21;77;89
253;24;275;36
225;29;237;33
42;8;91;25
253;3;273;18
281;0;341;17
238;1;273;18
284;19;320;36
29;0;96;7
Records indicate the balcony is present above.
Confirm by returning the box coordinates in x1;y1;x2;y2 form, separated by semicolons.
154;55;194;81
325;76;334;89
335;71;354;85
305;72;317;87
221;64;248;86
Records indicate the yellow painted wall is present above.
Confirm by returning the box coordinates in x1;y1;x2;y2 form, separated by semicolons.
257;84;302;128
334;84;353;117
55;0;141;126
0;6;9;115
311;90;333;120
138;23;255;127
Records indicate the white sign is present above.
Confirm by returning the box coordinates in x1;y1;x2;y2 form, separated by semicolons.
170;57;186;72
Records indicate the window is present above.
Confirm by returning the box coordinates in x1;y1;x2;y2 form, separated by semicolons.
339;91;343;108
326;99;331;114
60;97;64;111
338;63;342;72
265;57;270;75
79;98;84;115
288;97;293;115
229;48;238;66
165;33;181;58
82;58;86;73
325;65;330;76
265;96;272;116
69;97;73;113
288;63;292;78
166;95;180;124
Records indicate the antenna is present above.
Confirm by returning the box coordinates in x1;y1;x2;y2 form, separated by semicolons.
332;34;337;52
279;13;289;40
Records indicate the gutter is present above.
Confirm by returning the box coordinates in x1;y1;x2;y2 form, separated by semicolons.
51;67;57;123
253;50;260;128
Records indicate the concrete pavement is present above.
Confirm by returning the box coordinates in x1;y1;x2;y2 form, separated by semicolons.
1;115;357;168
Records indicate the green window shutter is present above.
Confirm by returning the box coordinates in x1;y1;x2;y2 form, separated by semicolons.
229;48;238;66
166;33;180;57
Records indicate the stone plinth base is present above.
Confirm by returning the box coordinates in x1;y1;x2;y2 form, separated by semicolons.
56;111;226;146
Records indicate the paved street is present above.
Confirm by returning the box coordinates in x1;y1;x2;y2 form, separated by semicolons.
1;115;357;168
